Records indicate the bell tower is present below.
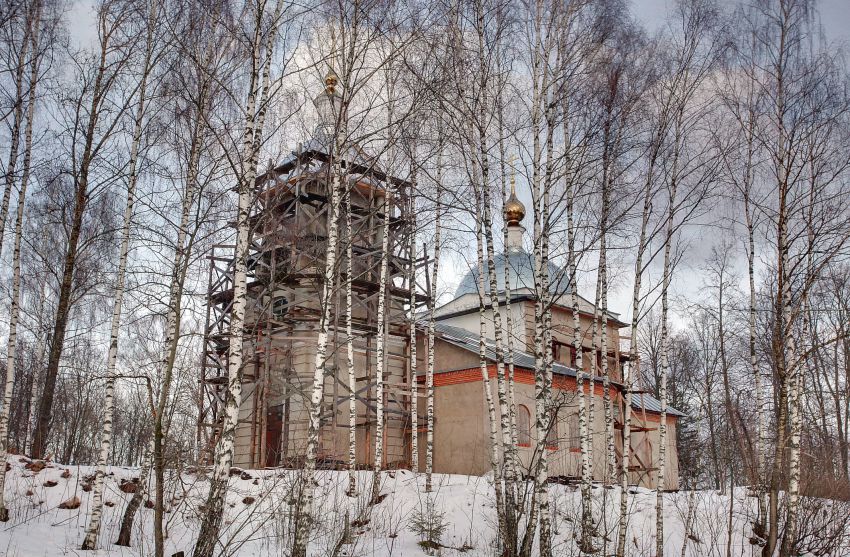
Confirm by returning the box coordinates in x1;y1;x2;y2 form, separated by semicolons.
198;73;427;469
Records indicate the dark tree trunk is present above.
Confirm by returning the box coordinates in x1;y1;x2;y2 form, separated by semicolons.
31;174;89;458
116;485;144;546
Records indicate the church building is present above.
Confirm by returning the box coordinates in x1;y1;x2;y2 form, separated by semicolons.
418;183;682;489
199;73;682;491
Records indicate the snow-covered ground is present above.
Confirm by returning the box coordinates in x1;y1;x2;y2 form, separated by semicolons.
1;456;848;556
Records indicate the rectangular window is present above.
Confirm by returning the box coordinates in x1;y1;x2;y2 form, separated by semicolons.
518;405;531;447
546;409;558;450
568;411;580;450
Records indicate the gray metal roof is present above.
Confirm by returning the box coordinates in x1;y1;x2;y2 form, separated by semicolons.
628;391;685;417
429;321;685;418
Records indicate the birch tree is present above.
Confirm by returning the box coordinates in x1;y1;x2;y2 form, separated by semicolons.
472;193;508;537
289;5;420;550
291;107;343;557
345;172;357;496
523;3;562;553
0;0;32;256
735;0;850;552
425;165;441;493
615;32;673;557
655;119;678;557
81;0;162;548
470;2;520;545
654;4;723;551
717;21;767;537
371;189;391;502
31;0;140;459
409;187;418;473
0;0;42;522
195;1;285;554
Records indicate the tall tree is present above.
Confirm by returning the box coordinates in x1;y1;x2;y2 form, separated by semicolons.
31;0;139;459
0;0;43;522
425;160;441;493
195;1;285;554
81;0;162;548
0;0;33;256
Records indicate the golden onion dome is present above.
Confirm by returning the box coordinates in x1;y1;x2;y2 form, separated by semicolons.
325;70;338;95
504;170;525;225
504;193;525;225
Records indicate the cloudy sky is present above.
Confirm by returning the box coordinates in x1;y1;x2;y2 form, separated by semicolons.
633;0;849;45
61;0;849;327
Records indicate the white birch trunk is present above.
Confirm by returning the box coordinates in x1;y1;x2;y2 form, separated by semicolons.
534;250;553;557
519;8;559;554
597;178;616;485
478;230;507;527
784;335;802;551
470;197;507;540
371;190;391;502
82;1;157;547
501;177;518;474
534;95;558;557
0;10;31;256
156;120;204;556
615;229;644;555
479;150;517;550
568;138;594;556
742;141;767;537
409;196;418;474
656;123;680;557
470;1;515;541
656;265;671;557
425;171;441;493
778;155;802;556
497;90;518;481
345;184;357;496
680;488;697;557
618;107;668;556
292;164;342;557
0;6;38;519
116;436;155;546
195;4;282;555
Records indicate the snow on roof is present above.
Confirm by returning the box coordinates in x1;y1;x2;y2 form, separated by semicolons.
428;321;686;418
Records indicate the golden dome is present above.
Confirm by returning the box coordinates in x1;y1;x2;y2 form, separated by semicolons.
325;70;338;95
504;193;525;225
504;170;525;225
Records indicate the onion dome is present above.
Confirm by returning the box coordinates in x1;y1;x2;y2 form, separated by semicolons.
503;172;526;226
324;70;338;95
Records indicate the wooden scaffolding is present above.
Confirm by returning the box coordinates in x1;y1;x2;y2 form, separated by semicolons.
198;147;429;469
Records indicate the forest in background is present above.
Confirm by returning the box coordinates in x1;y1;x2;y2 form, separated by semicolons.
0;0;848;555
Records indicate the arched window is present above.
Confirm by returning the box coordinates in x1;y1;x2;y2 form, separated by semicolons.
518;405;531;447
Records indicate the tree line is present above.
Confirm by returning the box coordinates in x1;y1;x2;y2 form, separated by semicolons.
0;0;848;555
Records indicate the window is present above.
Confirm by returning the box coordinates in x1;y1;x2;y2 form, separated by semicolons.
567;411;580;450
546;409;558;449
518;405;531;447
271;295;289;320
552;341;573;367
